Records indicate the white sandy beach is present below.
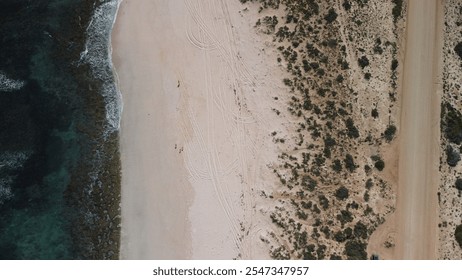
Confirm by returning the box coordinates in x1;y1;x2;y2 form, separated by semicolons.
112;0;288;259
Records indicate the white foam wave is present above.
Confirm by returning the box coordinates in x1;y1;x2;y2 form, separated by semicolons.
0;151;30;205
0;151;31;171
0;178;13;205
80;0;123;133
0;72;25;92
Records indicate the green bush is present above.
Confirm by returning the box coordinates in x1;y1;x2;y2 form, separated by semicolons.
365;178;373;189
335;186;349;200
363;191;370;202
358;56;369;68
344;154;357;172
374;159;385;171
301;201;312;209
345;118;359;138
455;178;462;191
321;226;331;238
316;244;327;259
261;15;279;34
364;164;372;174
373;45;383;55
342;0;351;10
343;227;353;239
391;59;398;71
332;159;342;172
455;224;462;248
324;135;336;147
345;240;367;260
392;0;403;22
384;124;397;142
324;8;338;24
318;195;329;210
337;210;353;226
446;145;461;167
302;245;316;260
455;42;462;60
354;222;368;239
327;39;338;48
301;175;317;191
296;210;308;220
334;231;346;242
330;254;342;260
443;103;462;144
302;59;310;72
371;108;379;118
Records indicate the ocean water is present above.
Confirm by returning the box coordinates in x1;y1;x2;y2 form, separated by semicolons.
0;0;121;259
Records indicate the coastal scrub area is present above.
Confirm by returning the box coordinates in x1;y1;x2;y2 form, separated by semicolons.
238;0;405;259
438;0;462;259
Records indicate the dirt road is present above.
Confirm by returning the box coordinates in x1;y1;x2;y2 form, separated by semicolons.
396;0;443;259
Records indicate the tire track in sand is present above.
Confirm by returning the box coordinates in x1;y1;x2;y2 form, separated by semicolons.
184;0;245;252
182;0;260;258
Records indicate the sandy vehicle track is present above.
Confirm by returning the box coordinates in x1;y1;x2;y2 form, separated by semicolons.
395;0;443;259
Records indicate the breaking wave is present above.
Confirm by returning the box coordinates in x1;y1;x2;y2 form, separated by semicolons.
0;178;13;205
0;72;25;92
0;151;31;170
0;151;31;205
80;0;122;133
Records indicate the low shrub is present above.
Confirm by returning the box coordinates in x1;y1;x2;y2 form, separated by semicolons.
345;240;367;260
335;186;349;200
455;178;462;191
456;224;462;248
358;56;369;68
446;145;461;167
384;124;397;142
344;154;357;172
374;159;385;171
456;42;462;60
324;8;338;24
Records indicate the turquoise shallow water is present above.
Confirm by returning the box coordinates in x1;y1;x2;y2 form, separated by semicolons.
0;0;121;259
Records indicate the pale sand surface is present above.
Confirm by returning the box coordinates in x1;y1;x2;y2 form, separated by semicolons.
113;0;287;259
369;0;443;259
112;0;192;259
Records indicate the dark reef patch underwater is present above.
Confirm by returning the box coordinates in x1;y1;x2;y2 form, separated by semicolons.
0;0;121;259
